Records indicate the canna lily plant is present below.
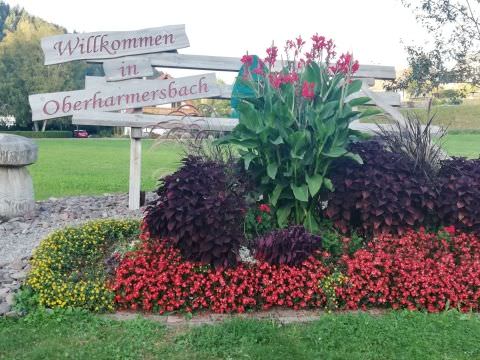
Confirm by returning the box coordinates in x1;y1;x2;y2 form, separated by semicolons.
217;34;380;232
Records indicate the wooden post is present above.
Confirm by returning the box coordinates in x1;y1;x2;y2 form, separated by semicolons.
128;127;142;210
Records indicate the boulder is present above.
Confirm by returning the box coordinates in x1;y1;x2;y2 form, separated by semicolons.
0;134;38;219
0;134;37;166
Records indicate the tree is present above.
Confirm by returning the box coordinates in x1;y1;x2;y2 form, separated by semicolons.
389;0;480;95
0;1;9;41
0;6;86;130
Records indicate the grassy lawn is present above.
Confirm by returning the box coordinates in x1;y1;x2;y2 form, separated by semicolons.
409;99;480;130
443;134;480;158
365;99;480;130
1;310;479;359
28;134;480;200
29;139;183;200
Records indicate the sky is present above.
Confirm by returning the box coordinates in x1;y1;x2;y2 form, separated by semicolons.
8;0;431;78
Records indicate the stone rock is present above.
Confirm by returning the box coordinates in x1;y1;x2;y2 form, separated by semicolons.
5;293;14;306
0;167;35;219
0;134;38;166
10;271;26;280
0;192;156;263
0;272;11;282
0;302;10;315
9;260;24;271
0;288;10;298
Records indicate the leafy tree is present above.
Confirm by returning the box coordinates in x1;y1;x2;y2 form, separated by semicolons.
0;1;9;41
389;0;480;95
0;6;86;130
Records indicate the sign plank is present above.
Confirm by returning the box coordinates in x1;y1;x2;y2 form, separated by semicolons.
41;24;189;65
73;112;442;136
72;111;239;131
29;73;219;121
103;57;154;81
88;53;397;80
84;76;400;106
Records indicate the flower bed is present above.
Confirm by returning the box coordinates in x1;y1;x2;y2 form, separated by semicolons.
19;33;480;317
112;227;480;314
25;219;140;312
113;241;329;314
339;228;480;312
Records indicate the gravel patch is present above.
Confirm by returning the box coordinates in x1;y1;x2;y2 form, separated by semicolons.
0;193;154;263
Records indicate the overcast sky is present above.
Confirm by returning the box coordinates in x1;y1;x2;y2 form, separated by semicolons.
8;0;430;77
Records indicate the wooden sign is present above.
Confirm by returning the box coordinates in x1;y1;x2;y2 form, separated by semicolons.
84;75;234;100
72;111;239;131
41;24;189;65
103;57;154;81
29;73;220;121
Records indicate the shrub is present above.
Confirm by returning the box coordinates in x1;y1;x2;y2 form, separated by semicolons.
217;35;380;232
436;157;480;233
325;141;437;235
113;241;329;313
319;220;364;262
0;130;72;138
338;229;480;312
255;226;322;266
26;219;140;312
374;108;447;179
144;156;246;269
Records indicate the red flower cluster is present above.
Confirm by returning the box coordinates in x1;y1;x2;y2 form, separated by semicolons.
267;72;299;88
264;46;278;67
259;204;271;213
443;225;456;235
112;241;329;314
301;81;315;100
338;230;480;312
329;53;359;75
307;34;336;63
241;54;253;66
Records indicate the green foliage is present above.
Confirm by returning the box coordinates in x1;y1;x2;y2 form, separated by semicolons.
26;219;140;312
244;204;275;241
435;88;465;105
319;219;364;261
218;60;378;232
0;130;72;138
12;287;40;314
401;0;480;87
0;5;87;129
0;1;9;41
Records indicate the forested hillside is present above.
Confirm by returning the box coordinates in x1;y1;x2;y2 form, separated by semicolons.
0;2;92;130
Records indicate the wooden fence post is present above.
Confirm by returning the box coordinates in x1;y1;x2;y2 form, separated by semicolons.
128;127;142;210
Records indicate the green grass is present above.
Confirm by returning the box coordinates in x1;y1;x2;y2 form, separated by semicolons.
1;310;480;359
28;134;480;200
29;139;183;200
443;134;480;158
365;99;480;131
410;99;480;130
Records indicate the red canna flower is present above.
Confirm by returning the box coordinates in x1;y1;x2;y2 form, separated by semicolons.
241;54;253;66
301;81;315;100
